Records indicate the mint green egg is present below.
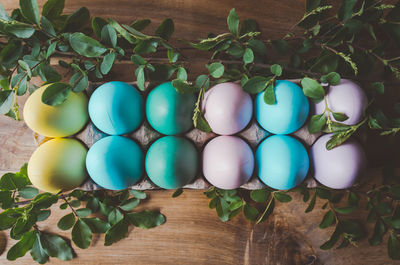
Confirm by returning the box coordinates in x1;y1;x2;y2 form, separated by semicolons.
146;82;195;135
145;136;198;189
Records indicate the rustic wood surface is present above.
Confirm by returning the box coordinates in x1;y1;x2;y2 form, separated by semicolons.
0;0;397;264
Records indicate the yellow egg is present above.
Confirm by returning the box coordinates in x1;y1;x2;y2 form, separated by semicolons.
28;138;88;193
23;85;89;137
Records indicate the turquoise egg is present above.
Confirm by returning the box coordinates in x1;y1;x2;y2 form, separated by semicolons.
89;81;143;135
86;136;144;190
145;136;198;189
256;135;309;190
146;82;196;135
255;80;309;134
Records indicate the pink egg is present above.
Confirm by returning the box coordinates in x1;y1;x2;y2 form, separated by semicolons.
202;82;252;135
313;79;367;125
310;134;366;189
202;136;254;189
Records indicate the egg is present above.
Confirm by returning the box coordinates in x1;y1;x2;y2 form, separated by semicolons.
313;79;367;125
88;81;143;135
255;80;309;134
310;134;366;189
145;136;198;189
146;82;196;135
256;135;309;190
27;138;88;193
86;136;144;190
202;82;253;135
23;85;88;137
202;136;254;189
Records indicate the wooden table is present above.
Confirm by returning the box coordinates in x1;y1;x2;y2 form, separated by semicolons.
0;0;396;264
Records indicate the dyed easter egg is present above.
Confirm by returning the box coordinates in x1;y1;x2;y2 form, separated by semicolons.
255;80;309;134
146;82;196;135
256;135;309;190
203;136;254;189
89;81;143;135
310;134;366;189
145;136;198;189
313;79;367;125
23;85;88;137
86;136;143;190
28;138;88;193
202;82;253;135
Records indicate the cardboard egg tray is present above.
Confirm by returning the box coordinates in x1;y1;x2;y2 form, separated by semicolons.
34;82;320;190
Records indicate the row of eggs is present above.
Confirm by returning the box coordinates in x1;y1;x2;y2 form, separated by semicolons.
27;132;366;193
24;79;367;138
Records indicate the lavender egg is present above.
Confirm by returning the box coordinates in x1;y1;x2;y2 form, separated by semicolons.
313;79;367;125
202;136;254;189
311;134;367;189
202;82;252;135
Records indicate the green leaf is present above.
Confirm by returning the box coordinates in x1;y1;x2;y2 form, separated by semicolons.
306;0;321;12
131;54;146;65
7;230;36;261
82;217;110;233
242;76;268;94
42;0;65;19
0;172;30;190
369;219;386;246
133;39;158;54
46;42;57;59
156;18;174;40
194;113;212;132
176;67;187;81
30;232;49;264
376;202;392;215
108;18;136;44
85;198;99;212
172;79;197;94
247;39;266;56
0;19;35;38
0;40;22;68
172;188;183;198
40;63;62;83
57;213;75;230
338;0;357;21
108;208;123;225
130;189;146;199
40;233;73;261
319;210;335;228
274;192;292;202
195;74;210;90
104;218;129;246
128;210;166;229
131;19;151;31
100;52;116;75
19;0;40;25
240;18;259;35
243;204;259;221
0;209;20;229
120;198;140;211
271;39;290;55
320;72;340;85
332;112;348;122
301;77;325;101
18;187;38;199
207;62;224;78
69;32;107;57
69;72;88;93
41;82;71;106
335;206;356;214
40;16;56;36
0;3;10;21
0;190;13;209
371;82;384;95
320;225;341;250
243;48;254;65
308;113;326;133
264;81;276;105
72;219;92;249
91;17;107;38
64;7;90;31
227;8;239;36
388;233;400;260
37;210;51;222
76;208;91;217
270;64;282;76
101;24;117;48
250;189;270;203
310;52;339;74
136;65;145;91
0;91;15;115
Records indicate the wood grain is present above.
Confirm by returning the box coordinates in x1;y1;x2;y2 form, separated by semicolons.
0;0;396;264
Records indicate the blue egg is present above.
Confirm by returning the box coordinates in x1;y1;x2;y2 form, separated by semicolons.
86;136;144;190
256;135;309;190
89;81;143;135
146;82;195;135
255;80;309;134
145;136;198;189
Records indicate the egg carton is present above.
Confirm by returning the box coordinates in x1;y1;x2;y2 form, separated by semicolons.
33;82;321;191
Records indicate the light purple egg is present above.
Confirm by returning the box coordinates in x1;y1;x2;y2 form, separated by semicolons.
202;136;254;189
202;82;253;135
310;134;366;189
313;79;367;125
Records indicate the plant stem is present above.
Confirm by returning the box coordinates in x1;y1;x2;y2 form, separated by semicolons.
256;194;274;224
63;197;78;217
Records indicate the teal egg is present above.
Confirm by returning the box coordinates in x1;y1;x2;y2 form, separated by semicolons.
255;80;309;134
256;135;309;190
146;82;196;135
89;81;143;135
145;136;198;189
86;136;144;190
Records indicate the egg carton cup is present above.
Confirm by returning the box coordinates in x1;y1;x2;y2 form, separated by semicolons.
32;82;321;191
